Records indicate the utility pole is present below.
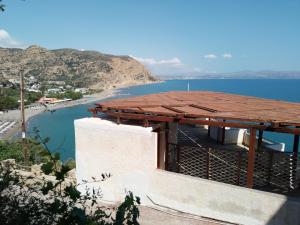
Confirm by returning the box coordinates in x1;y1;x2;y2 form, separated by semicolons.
20;69;29;165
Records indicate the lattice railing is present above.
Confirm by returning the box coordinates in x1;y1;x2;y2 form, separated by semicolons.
167;143;300;194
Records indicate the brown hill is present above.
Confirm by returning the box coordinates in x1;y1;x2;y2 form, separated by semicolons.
0;45;156;90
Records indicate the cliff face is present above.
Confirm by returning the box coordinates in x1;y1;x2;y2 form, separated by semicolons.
0;45;156;89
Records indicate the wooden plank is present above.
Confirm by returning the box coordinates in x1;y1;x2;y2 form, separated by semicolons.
162;105;185;114
189;104;219;113
246;128;257;188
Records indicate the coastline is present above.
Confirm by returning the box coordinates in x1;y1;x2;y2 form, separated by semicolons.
0;80;159;141
0;89;116;140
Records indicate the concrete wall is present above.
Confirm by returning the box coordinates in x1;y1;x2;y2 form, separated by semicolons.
244;130;285;152
74;118;157;202
210;126;246;144
148;170;300;225
75;118;300;225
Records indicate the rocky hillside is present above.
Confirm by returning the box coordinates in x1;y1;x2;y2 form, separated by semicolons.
0;45;156;90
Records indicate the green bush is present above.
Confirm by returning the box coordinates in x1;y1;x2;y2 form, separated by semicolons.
0;139;50;164
0;129;141;224
0;96;19;110
47;91;83;100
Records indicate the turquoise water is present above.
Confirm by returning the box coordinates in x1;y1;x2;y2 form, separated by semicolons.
28;79;300;161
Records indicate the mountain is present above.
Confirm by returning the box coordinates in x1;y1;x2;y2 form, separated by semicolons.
157;71;300;80
0;45;156;90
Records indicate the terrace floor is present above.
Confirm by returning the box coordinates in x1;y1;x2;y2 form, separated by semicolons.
139;205;234;225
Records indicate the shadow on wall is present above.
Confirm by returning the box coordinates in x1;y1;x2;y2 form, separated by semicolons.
266;196;300;225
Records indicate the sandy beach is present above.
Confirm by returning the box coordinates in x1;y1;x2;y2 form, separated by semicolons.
0;89;118;140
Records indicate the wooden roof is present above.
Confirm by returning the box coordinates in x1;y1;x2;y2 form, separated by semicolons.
92;91;300;133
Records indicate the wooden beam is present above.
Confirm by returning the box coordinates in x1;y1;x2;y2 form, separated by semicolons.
247;128;257;188
90;108;300;135
106;111;174;122
181;118;300;135
265;127;300;135
180;118;266;130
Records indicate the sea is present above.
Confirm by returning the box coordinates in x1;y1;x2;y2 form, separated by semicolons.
27;79;300;161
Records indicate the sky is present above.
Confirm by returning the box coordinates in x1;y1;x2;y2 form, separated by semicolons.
0;0;299;75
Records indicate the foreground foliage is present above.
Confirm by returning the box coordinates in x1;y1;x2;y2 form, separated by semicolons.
0;129;140;224
0;139;48;163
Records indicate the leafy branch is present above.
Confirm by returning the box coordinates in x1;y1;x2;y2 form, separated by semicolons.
0;0;5;12
0;129;141;224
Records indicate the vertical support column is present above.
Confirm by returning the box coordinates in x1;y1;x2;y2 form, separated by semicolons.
293;131;299;154
291;128;299;188
167;122;179;171
247;128;257;188
157;123;167;170
207;118;211;137
164;122;169;170
257;123;264;151
221;120;226;145
257;130;263;151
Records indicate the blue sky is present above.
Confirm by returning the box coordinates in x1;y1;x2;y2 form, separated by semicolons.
0;0;299;75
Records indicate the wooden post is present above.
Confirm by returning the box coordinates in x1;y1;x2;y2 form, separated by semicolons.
246;128;257;188
156;127;161;169
257;129;263;151
292;128;299;188
165;122;169;170
293;132;299;154
207;118;211;137
20;69;29;165
221;120;226;145
143;119;149;127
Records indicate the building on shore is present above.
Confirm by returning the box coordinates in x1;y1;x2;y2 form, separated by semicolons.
37;97;71;104
75;91;300;225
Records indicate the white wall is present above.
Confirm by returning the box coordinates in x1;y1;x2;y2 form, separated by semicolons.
210;126;246;144
74;118;157;202
75;118;300;225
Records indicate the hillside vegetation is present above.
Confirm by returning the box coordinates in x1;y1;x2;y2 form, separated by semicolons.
0;45;156;90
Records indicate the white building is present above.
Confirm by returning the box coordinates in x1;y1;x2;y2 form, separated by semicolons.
75;91;300;225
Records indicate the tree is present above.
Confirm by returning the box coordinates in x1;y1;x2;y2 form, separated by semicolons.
0;0;5;12
0;96;19;111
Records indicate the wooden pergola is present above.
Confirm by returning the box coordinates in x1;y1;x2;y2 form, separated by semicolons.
90;91;300;188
